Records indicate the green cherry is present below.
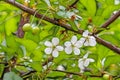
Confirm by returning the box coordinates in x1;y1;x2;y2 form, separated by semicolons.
22;23;32;31
103;74;110;80
32;27;40;34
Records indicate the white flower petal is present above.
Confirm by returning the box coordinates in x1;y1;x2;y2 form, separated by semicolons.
75;40;83;48
44;48;52;54
78;61;84;69
52;49;59;57
52;37;59;46
73;47;80;55
71;36;77;45
84;59;90;67
57;65;65;71
83;30;89;37
88;58;95;62
89;40;96;46
65;47;72;54
101;58;106;66
89;36;96;46
64;41;71;47
43;65;47;70
79;38;85;43
83;53;89;58
44;41;52;47
78;59;83;62
84;40;89;46
56;46;64;51
90;36;96;41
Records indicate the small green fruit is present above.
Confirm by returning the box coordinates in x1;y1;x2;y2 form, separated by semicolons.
109;64;119;75
22;23;31;31
32;27;40;34
103;74;110;80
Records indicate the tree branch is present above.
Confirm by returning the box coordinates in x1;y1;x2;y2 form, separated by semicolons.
94;35;120;54
95;10;120;34
53;70;102;77
4;0;120;54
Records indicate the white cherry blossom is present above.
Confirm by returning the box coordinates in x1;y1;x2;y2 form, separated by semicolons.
44;37;63;57
78;52;95;73
57;65;65;71
101;58;106;67
80;30;96;46
64;36;83;55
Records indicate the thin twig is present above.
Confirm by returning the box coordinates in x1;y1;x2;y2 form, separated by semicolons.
67;0;79;10
42;57;53;66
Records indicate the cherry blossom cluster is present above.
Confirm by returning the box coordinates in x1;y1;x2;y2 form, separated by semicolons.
44;30;97;57
44;30;96;73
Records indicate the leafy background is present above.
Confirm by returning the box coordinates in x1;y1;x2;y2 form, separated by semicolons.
0;0;120;80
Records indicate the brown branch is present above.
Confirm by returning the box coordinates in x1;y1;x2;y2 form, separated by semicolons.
4;0;120;54
53;70;102;77
101;11;120;28
95;10;120;34
94;35;120;54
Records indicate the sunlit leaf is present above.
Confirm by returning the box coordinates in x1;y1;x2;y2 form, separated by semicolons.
80;0;96;16
15;38;38;52
30;61;42;72
105;55;120;67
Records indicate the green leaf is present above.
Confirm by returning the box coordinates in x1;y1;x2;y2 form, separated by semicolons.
49;26;60;36
87;77;102;80
15;38;38;52
68;20;78;31
0;2;18;11
80;0;96;16
30;61;42;72
24;32;40;43
47;71;65;78
32;47;43;61
5;16;17;36
1;46;16;60
106;0;114;5
3;72;23;80
6;35;19;49
0;64;4;77
0;33;5;43
105;55;120;67
96;45;110;59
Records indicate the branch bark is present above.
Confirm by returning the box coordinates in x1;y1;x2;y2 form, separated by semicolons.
94;35;120;54
53;70;102;77
101;10;120;28
4;0;120;54
95;10;120;34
